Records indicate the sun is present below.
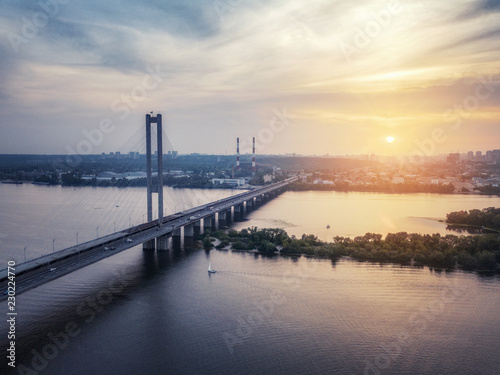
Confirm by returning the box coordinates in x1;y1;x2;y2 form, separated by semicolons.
386;136;394;143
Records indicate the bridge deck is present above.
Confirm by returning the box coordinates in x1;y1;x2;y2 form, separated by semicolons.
0;178;297;299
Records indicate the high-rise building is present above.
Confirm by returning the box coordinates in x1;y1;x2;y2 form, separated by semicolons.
493;150;500;164
236;138;240;170
252;137;256;175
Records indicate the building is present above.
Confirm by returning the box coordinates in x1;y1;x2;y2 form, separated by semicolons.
493;150;500;164
486;151;494;162
263;174;273;183
211;178;246;187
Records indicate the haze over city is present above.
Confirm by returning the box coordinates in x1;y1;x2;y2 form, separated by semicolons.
1;0;499;156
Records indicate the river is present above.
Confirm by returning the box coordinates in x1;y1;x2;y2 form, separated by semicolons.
1;184;499;374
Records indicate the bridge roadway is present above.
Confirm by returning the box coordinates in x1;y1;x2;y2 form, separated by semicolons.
0;177;297;300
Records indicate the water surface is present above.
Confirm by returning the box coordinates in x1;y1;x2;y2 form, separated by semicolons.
1;185;499;375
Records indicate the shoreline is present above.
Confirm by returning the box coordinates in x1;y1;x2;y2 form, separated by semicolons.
210;241;500;274
202;227;500;274
2;180;500;197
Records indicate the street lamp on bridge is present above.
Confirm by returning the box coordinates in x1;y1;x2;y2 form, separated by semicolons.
52;238;56;253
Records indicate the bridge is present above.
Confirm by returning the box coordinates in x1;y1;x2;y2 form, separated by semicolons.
0;177;297;299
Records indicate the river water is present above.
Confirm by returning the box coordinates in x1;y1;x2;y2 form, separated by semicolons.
1;184;499;375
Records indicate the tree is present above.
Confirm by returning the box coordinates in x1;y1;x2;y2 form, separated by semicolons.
258;240;277;255
203;235;213;249
478;251;497;269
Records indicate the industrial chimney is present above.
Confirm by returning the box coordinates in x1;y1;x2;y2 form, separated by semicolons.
236;137;240;170
252;137;256;175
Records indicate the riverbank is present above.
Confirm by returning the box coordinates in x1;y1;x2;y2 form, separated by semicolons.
3;177;499;197
200;227;500;272
289;181;500;196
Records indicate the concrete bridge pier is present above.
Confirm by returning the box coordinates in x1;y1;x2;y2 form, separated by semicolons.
255;195;263;207
171;236;182;250
157;233;171;251
193;220;202;236
246;198;254;212
183;226;195;249
218;209;230;228
173;227;182;239
233;204;243;221
184;224;195;238
204;215;215;231
143;239;156;251
172;227;183;250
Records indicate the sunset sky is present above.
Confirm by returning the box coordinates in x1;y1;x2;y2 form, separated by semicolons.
0;0;499;156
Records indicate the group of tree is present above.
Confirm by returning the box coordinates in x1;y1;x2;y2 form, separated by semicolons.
205;226;499;272
474;185;500;195
446;207;500;230
204;227;288;255
289;181;455;194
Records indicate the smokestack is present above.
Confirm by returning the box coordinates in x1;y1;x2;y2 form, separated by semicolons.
252;137;256;174
236;137;240;170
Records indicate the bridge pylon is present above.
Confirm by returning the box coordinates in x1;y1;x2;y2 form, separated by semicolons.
144;113;164;250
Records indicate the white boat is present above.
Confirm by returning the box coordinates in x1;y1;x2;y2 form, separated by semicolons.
208;262;216;274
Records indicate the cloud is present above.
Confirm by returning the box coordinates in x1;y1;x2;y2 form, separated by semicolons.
473;0;500;14
0;0;499;155
458;0;500;19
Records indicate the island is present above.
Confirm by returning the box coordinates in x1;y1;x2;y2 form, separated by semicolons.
199;208;500;272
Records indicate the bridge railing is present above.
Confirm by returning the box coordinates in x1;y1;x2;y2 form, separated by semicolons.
0;177;298;280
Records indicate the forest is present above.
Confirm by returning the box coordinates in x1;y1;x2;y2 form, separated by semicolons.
203;218;500;271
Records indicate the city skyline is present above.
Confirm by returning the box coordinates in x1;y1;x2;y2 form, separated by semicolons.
1;0;499;156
